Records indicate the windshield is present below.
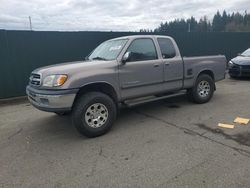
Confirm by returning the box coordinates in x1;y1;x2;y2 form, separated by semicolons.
88;39;128;61
241;48;250;57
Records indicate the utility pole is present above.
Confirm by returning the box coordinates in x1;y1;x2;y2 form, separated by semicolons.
29;16;32;31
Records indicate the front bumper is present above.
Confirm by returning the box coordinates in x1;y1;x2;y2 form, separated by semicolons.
26;85;78;112
229;65;250;77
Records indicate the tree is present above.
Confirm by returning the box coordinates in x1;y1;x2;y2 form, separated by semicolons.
153;10;250;33
212;11;223;31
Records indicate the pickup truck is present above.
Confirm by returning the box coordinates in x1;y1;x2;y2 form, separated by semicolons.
26;35;226;137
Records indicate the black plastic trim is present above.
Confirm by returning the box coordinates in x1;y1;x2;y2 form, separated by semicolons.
26;85;79;95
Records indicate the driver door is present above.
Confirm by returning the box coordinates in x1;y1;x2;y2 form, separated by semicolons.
118;38;164;99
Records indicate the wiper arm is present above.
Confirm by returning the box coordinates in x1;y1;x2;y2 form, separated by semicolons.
91;56;108;61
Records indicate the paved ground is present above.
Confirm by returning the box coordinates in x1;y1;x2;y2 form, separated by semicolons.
0;77;250;188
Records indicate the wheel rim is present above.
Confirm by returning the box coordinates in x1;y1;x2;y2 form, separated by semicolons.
85;103;108;128
197;80;210;98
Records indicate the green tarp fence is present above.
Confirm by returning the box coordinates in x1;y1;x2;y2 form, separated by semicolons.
0;30;249;99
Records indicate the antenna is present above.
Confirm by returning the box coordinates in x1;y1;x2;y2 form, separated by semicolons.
29;16;32;31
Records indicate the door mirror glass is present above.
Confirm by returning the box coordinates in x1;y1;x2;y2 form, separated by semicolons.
122;51;131;63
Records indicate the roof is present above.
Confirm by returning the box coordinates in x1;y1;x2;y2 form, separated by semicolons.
108;35;173;41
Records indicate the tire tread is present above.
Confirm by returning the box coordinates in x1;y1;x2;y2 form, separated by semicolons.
72;92;117;137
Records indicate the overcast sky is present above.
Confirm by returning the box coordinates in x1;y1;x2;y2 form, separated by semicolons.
0;0;249;31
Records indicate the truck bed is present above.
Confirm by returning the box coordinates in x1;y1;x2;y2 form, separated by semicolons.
183;55;227;88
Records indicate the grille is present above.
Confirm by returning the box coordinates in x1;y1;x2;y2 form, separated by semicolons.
241;65;250;70
29;73;41;86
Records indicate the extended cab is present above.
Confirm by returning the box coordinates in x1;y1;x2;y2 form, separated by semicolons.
26;35;226;137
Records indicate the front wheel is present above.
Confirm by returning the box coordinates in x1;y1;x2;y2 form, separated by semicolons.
187;74;215;104
72;92;117;138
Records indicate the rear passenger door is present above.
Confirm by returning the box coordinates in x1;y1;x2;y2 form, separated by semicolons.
157;38;184;90
118;38;164;99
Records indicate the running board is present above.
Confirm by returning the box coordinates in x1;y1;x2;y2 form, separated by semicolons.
123;90;187;107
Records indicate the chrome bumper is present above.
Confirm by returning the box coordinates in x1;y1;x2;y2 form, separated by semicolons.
26;86;78;112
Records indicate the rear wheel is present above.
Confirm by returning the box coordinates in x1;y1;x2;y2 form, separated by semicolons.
187;74;215;104
72;92;117;138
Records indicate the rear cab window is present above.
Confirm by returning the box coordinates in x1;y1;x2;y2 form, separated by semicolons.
157;38;176;59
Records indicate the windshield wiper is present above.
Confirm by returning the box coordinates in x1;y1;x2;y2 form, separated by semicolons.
91;56;108;61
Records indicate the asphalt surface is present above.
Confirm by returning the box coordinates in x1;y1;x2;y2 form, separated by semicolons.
0;77;250;188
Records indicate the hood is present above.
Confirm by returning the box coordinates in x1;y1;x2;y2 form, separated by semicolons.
231;56;250;65
33;60;115;76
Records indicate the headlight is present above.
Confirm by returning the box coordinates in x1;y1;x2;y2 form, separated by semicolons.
228;61;234;67
42;75;68;87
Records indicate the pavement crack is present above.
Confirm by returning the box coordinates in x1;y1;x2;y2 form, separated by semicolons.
87;159;97;178
195;123;250;147
86;147;103;178
134;110;250;158
99;146;103;156
98;146;109;159
134;110;200;136
8;128;23;140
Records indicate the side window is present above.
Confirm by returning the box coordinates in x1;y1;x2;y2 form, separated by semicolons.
157;38;176;59
126;38;158;62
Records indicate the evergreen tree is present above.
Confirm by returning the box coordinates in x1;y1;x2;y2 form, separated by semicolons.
154;10;250;33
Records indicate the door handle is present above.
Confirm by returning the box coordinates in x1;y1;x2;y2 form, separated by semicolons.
153;64;160;67
165;62;170;66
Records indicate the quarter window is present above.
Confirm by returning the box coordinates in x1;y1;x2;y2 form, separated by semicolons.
157;38;176;59
126;38;158;62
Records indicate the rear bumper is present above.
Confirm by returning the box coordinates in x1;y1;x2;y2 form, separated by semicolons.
26;85;78;112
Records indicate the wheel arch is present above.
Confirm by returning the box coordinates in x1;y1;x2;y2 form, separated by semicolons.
195;69;216;90
197;69;215;80
73;82;119;108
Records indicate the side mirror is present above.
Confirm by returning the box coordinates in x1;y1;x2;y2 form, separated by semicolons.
122;52;131;64
237;53;242;56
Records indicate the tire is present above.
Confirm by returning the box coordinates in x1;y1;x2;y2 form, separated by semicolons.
187;74;215;104
72;92;117;138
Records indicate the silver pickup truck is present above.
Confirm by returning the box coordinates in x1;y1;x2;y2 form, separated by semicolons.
26;35;226;137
